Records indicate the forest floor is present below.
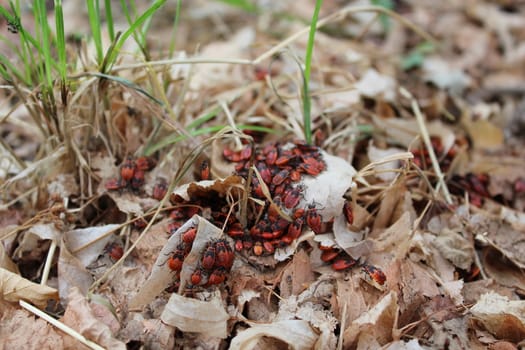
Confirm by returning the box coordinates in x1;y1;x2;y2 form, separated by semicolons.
1;1;525;349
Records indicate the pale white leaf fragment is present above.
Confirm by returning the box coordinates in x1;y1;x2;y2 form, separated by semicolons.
229;319;318;350
64;224;120;267
161;291;229;339
470;291;525;342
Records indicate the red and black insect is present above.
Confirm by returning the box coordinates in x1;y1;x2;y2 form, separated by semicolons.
207;267;227;285
135;156;156;171
152;179;168;200
181;227;197;244
167;250;185;272
305;204;322;234
214;239;234;270
120;156;136;182
253;241;264;256
332;256;357;271
283;186;303;209
362;264;386;285
321;249;340;263
105;178;124;191
130;169;145;190
201;243;216;270
191;267;206;285
272;169;289;186
343;201;354;225
105;242;124;261
200;160;210;180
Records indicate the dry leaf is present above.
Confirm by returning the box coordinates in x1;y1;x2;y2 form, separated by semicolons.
279;249;316;299
64;224;119;267
343;291;399;347
0;267;58;308
470;291;525;342
58;238;94;304
355;69;396;101
432;228;474;270
0;300;64;349
160;290;229;338
229;319;318;350
463;118;504;150
62;287;126;350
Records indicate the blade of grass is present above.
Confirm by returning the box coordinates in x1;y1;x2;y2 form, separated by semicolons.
167;0;182;58
104;0;115;41
86;0;104;64
86;72;164;106
102;0;166;72
145;124;276;155
216;0;259;13
302;0;323;145
34;0;53;90
54;0;67;83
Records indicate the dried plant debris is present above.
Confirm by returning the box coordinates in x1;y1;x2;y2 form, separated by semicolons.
2;1;525;348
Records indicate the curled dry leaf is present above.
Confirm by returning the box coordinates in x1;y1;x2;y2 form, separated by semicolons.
129;216;223;309
0;267;58;308
470;291;525;343
229;319;318;350
64;224;120;267
367;143;406;182
300;152;356;221
62;287;126;350
343;291;399;347
58;238;94;304
160;290;229;339
432;228;474;271
0;242;19;273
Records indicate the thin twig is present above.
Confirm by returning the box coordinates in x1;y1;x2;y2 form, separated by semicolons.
19;300;105;350
40;240;57;286
400;87;453;205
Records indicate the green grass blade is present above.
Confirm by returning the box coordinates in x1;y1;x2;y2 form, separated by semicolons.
34;0;53;89
302;0;323;145
88;72;164;106
168;0;182;57
216;0;258;13
54;0;67;82
145;124;276;155
104;0;115;41
87;0;104;63
185;106;221;131
103;0;166;72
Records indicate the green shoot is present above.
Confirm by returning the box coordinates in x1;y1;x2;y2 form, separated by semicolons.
105;0;115;41
86;0;104;64
103;0;166;73
54;0;67;84
302;0;322;145
370;0;393;32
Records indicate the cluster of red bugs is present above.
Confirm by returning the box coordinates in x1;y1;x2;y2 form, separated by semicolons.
318;244;386;285
222;140;327;255
410;136;457;172
165;225;234;289
449;173;490;207
105;156;156;191
191;239;234;286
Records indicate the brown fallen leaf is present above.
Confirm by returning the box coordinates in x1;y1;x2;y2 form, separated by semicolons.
0;300;64;349
58;238;94;304
470;291;525;343
0;267;58;308
61;287;126;349
343;290;399;347
279;248;315;299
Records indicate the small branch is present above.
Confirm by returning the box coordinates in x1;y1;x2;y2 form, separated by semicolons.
40;239;57;286
19;300;105;350
400;87;452;205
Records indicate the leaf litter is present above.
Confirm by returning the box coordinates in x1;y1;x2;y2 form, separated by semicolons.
1;1;525;349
